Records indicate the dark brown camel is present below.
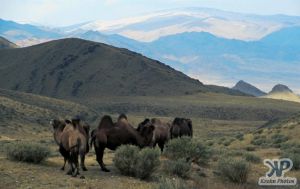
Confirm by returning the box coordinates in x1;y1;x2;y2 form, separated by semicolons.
137;118;170;152
51;119;89;175
90;115;154;172
170;117;193;139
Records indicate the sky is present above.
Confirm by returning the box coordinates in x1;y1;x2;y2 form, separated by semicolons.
1;0;300;26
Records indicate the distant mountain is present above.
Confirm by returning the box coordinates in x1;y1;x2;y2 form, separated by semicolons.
0;36;18;49
0;38;245;99
270;84;293;93
72;7;300;42
1;9;300;93
0;18;62;46
262;84;300;103
73;30;145;52
232;80;266;97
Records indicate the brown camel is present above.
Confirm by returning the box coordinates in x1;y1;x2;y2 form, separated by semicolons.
90;115;154;172
137;118;170;152
50;118;89;175
170;117;193;139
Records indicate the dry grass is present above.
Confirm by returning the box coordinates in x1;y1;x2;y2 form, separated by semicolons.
1;89;300;188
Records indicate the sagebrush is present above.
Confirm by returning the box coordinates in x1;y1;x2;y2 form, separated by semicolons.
6;142;50;163
113;145;160;179
217;158;250;183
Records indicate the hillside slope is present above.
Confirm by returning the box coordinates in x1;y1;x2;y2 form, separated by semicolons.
0;36;18;49
0;88;97;137
0;38;245;99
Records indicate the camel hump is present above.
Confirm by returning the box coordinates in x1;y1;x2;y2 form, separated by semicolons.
151;118;161;124
118;114;127;121
98;115;114;129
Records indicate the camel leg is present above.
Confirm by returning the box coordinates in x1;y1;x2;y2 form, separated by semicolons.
158;142;164;152
95;146;109;172
72;153;79;177
59;146;69;171
80;153;88;171
66;159;74;175
61;157;67;170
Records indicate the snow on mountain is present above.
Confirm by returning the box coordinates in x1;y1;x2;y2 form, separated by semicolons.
70;7;300;42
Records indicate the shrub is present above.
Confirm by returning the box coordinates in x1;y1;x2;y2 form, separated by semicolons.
223;138;235;146
226;149;244;156
245;146;256;151
164;137;211;165
113;145;160;179
6;142;50;163
235;133;244;141
281;152;300;170
135;148;160;179
217;158;250;183
251;138;267;146
113;145;139;176
271;134;288;144
155;178;189;189
243;153;261;163
280;142;300;153
164;159;191;178
206;140;214;146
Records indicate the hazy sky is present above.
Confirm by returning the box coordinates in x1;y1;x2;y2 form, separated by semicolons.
1;0;300;26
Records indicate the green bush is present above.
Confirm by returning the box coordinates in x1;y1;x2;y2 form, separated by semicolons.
135;148;160;179
226;149;244;156
223;138;235;146
113;145;160;179
281;152;300;170
271;134;288;144
251;138;267;146
245;146;256;151
164;137;211;165
113;145;139;176
280;142;300;153
164;159;191;178
235;133;244;141
243;153;261;163
155;178;189;189
217;158;250;183
6;142;50;163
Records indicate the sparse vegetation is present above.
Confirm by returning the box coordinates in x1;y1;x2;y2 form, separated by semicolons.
245;146;256;151
271;134;289;144
164;137;211;165
113;145;139;176
135;148;160;179
281;153;300;170
243;153;261;163
5;142;50;163
155;178;189;189
164;159;191;178
113;145;160;179
217;158;250;184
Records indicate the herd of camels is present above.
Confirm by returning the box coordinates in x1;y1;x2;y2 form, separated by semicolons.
50;114;193;177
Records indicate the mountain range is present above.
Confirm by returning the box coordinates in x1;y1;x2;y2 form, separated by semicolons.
1;7;299;93
0;38;246;99
66;7;300;42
